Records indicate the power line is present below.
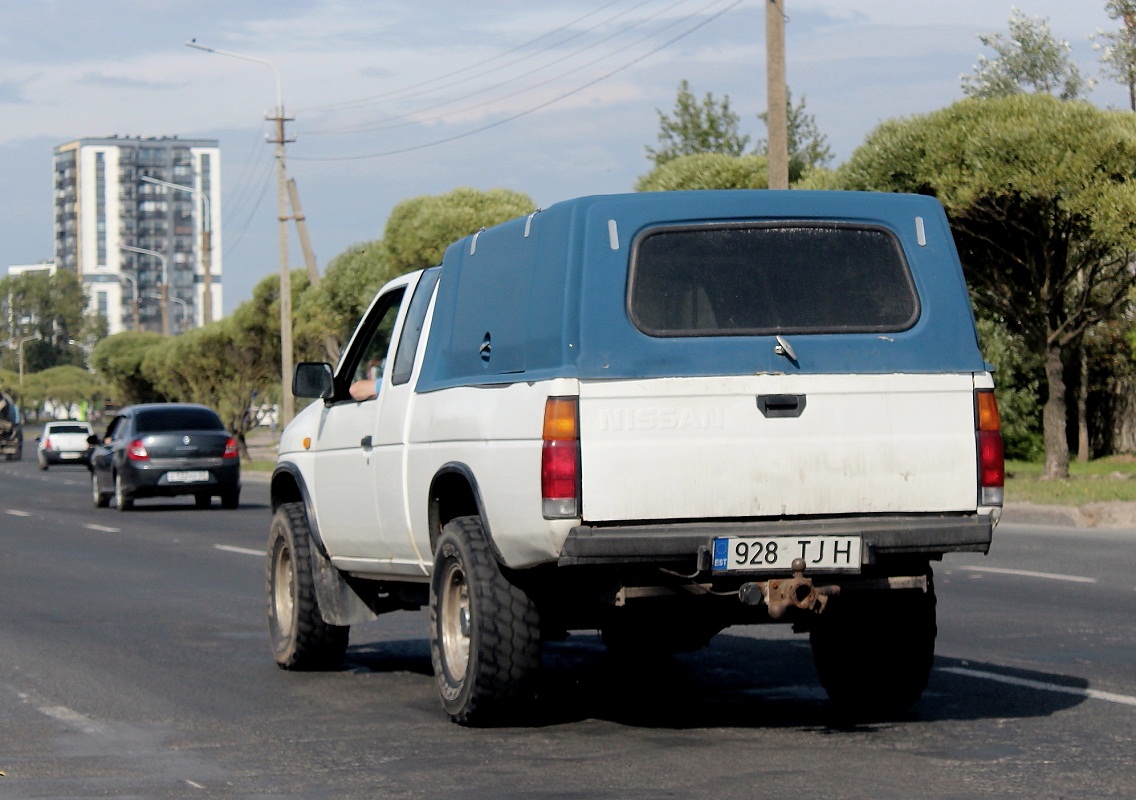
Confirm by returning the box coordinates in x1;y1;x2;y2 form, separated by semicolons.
293;0;745;163
297;0;637;114
301;0;690;138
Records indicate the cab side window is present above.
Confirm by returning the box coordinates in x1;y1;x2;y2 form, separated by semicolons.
342;289;406;397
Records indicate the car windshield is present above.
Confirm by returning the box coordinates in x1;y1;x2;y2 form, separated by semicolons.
49;424;90;434
133;408;224;433
629;223;920;336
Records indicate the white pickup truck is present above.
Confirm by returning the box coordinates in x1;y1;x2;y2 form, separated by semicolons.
268;190;1004;725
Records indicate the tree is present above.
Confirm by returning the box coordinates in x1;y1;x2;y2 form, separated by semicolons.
636;153;769;192
0;270;93;374
89;331;168;405
962;9;1089;100
382;187;536;274
646;80;750;167
294;240;396;364
141;318;276;459
756;90;833;181
838;94;1136;479
1094;0;1136;110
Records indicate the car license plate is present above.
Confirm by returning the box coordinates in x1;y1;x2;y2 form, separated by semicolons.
166;470;209;484
712;536;861;573
60;451;81;459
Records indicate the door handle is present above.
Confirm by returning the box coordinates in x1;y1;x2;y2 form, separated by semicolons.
360;435;373;449
757;394;806;418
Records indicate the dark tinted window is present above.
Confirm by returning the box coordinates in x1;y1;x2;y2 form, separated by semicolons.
133;408;224;433
629;223;919;336
48;424;90;434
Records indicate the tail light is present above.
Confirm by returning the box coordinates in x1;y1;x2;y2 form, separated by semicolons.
43;437;54;451
127;438;149;462
223;437;239;460
976;390;1004;507
542;397;580;519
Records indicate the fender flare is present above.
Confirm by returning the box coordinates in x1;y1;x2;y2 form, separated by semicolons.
428;462;506;564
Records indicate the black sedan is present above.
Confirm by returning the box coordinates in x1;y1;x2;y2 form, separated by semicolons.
89;403;241;511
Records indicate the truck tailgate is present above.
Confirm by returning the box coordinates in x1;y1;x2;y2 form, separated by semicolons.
578;373;978;522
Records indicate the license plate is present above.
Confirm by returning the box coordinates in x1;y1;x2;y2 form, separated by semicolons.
166;470;209;484
712;536;861;573
60;452;82;459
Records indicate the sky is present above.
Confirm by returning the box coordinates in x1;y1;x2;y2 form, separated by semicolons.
0;0;1126;316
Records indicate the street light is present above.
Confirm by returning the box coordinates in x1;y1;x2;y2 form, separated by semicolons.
119;272;140;332
140;175;213;326
188;39;295;426
15;333;38;387
147;293;189;333
120;244;169;336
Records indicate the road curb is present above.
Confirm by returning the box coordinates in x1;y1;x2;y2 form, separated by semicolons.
1002;502;1136;529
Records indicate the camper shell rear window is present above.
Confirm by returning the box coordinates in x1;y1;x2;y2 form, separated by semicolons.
628;222;920;337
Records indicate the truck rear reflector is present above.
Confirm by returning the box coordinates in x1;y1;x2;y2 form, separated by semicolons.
542;397;580;518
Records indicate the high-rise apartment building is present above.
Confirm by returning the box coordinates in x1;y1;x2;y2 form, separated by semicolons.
53;136;222;335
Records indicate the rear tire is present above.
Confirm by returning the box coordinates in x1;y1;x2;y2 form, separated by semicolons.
266;502;349;670
114;473;133;511
220;489;240;510
810;571;937;717
430;516;541;725
92;473;111;508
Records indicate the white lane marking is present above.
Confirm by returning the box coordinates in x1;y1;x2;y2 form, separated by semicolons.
956;565;1097;584
83;524;120;533
5;509;32;517
941;667;1136;707
185;780;207;790
38;704;110;734
214;544;264;557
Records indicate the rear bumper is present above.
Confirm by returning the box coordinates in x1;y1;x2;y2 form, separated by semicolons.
558;514;993;567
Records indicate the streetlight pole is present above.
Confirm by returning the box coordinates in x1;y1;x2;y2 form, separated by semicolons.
119;272;140;331
148;294;189;333
187;40;294;426
120;244;169;336
16;333;38;387
141;175;213;326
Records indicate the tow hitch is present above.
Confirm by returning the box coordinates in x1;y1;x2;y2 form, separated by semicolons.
738;558;841;619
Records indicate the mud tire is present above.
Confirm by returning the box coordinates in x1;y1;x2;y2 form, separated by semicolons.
430;516;541;726
266;502;349;670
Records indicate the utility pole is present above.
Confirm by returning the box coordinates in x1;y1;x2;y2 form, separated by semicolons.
765;0;789;190
269;106;296;427
287;178;320;286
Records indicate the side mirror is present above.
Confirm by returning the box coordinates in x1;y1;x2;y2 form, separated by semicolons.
86;434;99;446
293;362;334;399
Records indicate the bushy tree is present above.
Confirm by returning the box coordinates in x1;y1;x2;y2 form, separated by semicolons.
838;94;1136;479
962;8;1089;100
382;187;536;274
646;80;750;167
89;331;168;405
141;318;276;458
636;153;769;191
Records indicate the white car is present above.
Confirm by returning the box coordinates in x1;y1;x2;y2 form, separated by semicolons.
37;420;94;469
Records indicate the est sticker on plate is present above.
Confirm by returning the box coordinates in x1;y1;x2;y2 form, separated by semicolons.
712;536;861;573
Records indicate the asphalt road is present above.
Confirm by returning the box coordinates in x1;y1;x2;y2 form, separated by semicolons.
1;456;1134;799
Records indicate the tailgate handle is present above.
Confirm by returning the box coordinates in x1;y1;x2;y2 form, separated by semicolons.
757;394;806;418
